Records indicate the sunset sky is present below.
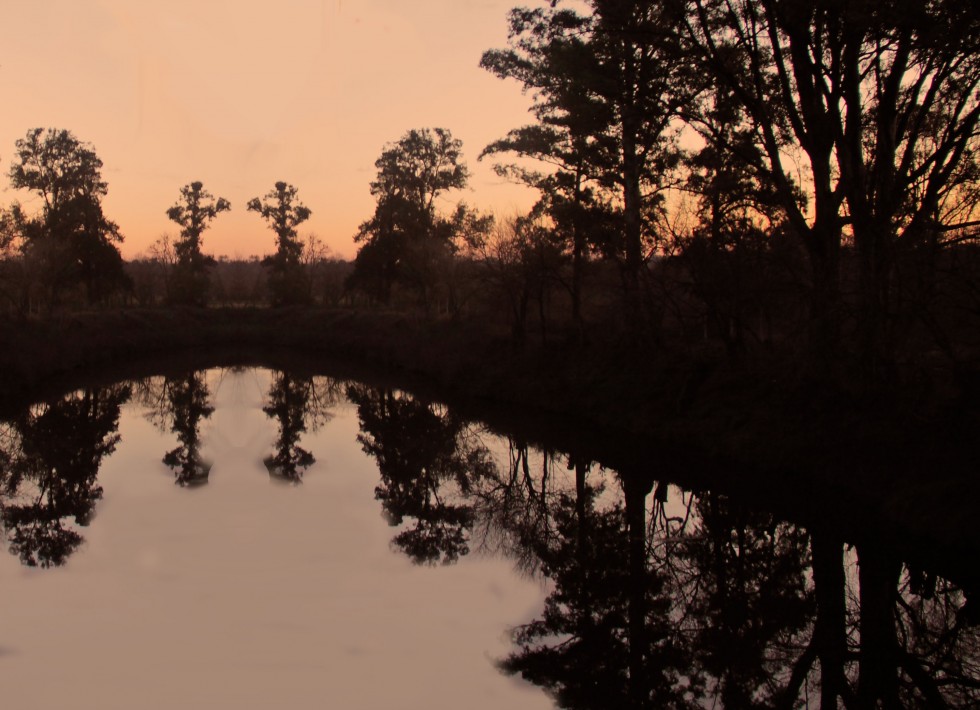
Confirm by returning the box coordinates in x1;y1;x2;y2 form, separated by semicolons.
0;0;543;259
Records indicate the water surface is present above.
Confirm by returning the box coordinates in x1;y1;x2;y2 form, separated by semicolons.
0;369;549;709
1;366;977;708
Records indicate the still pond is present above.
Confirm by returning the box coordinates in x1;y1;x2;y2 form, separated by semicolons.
0;366;977;708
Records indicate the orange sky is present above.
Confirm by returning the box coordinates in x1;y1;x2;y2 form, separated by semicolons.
0;0;543;259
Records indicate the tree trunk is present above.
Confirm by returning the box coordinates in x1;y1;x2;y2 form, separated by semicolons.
856;543;902;709
571;168;586;339
620;38;644;329
623;470;654;708
806;227;842;373
854;223;896;384
810;528;849;710
622;123;643;322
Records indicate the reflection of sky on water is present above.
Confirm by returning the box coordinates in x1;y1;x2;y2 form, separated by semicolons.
0;368;550;710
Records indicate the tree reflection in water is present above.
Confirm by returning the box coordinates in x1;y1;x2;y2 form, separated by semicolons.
0;371;976;705
676;492;814;706
346;386;980;707
136;371;213;486
468;438;569;577
490;470;980;708
0;385;130;566
347;384;496;564
262;372;341;483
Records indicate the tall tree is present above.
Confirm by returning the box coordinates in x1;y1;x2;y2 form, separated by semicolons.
499;474;692;708
349;128;473;309
247;181;312;306
668;0;980;374
482;3;689;324
481;15;613;330
7;128;130;308
166;181;230;306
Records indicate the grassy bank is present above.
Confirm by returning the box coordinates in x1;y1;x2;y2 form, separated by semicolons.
1;307;977;577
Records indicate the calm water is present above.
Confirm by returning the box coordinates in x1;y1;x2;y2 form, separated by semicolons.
0;366;977;708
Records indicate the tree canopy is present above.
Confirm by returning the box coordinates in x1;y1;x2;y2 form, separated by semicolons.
9;128;108;213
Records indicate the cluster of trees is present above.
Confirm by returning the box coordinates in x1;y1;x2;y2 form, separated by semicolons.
134;369;340;487
346;0;980;377
2;0;978;381
0;369;339;565
0;128;339;312
154;178;327;307
347;125;618;338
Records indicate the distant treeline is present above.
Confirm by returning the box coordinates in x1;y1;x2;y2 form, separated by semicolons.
124;253;353;309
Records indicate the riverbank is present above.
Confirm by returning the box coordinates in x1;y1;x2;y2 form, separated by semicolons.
1;307;977;574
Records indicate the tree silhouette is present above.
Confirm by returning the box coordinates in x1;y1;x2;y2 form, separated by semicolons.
464;212;568;344
466;437;567;574
482;3;689;321
0;385;130;567
669;0;980;373
500;495;635;708
166;181;230;306
9;127;107;212
6;127;130;308
350;128;480;309
676;86;789;355
498;477;820;708
247;181;312;306
487;457;980;708
892;565;980;706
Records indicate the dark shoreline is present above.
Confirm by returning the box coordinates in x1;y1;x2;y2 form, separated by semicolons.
1;307;977;585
